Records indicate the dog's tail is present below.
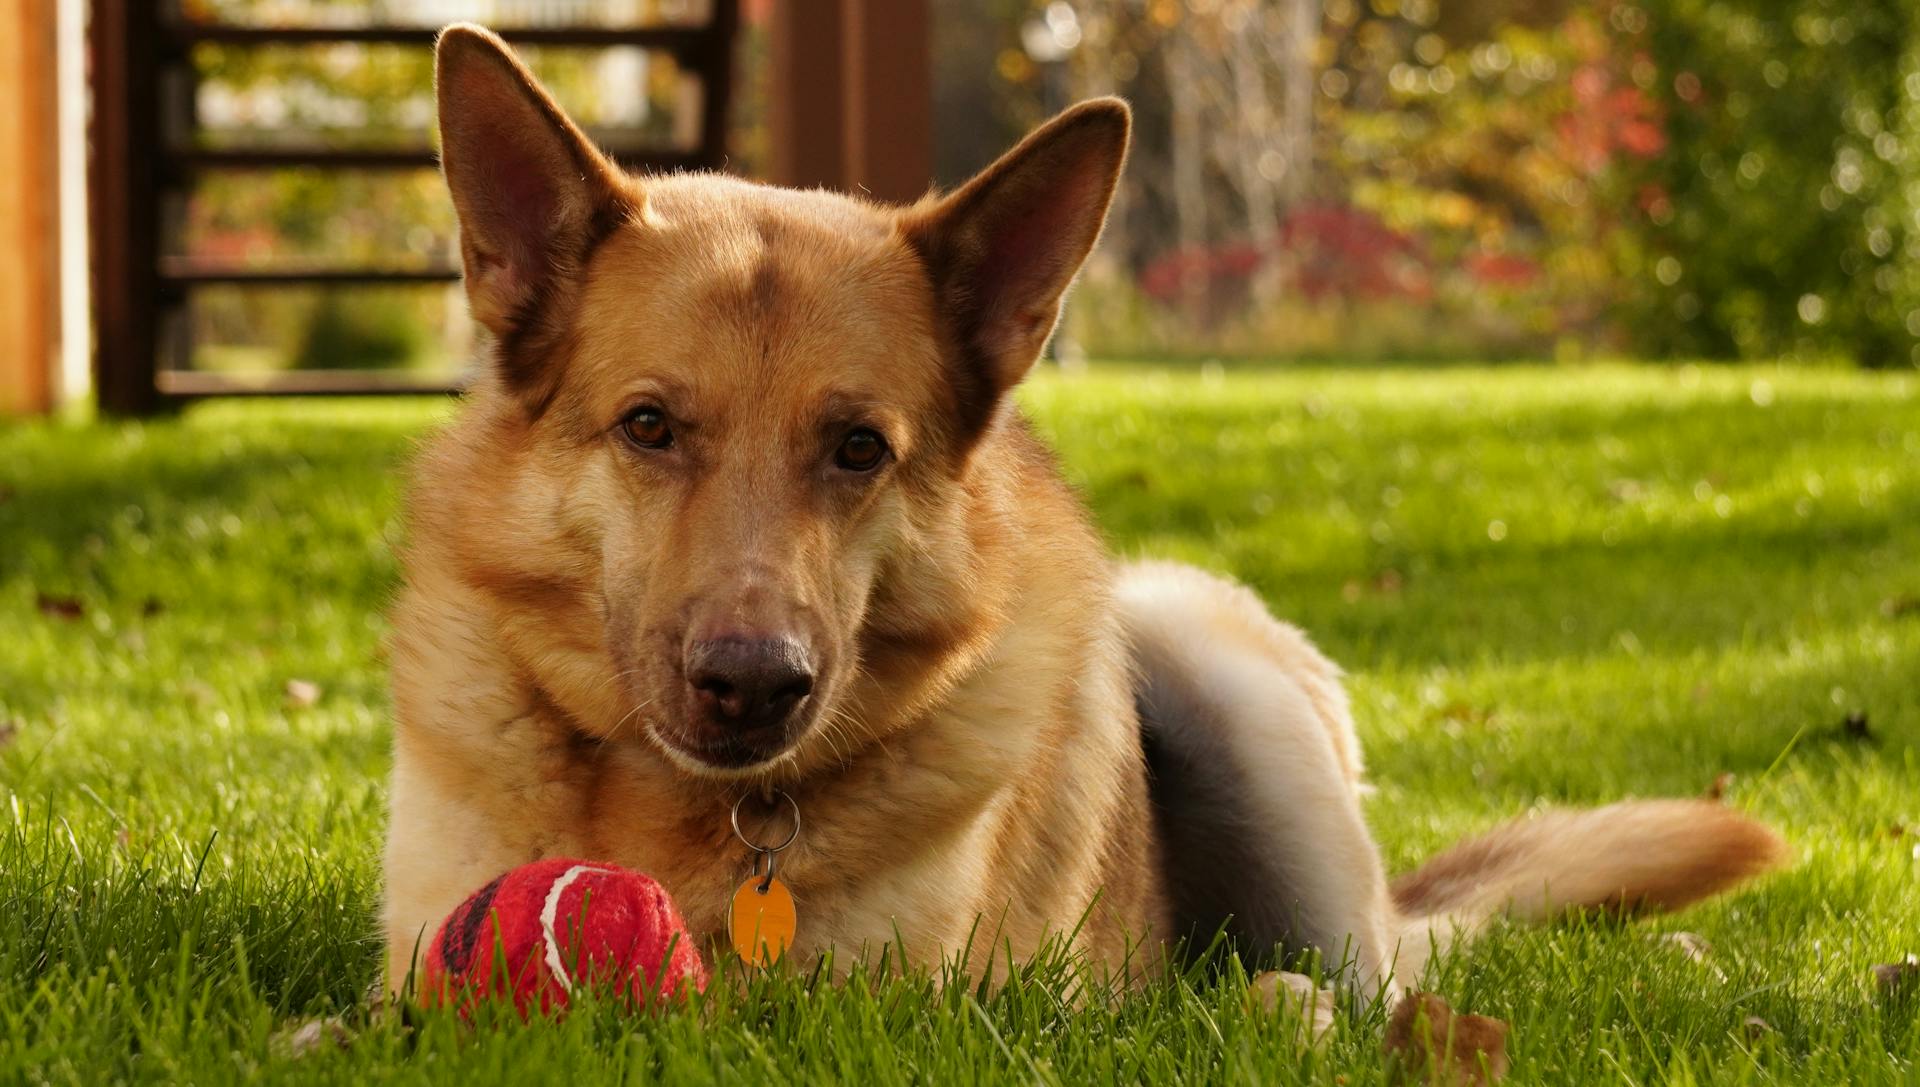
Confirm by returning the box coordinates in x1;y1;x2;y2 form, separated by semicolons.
1391;799;1786;939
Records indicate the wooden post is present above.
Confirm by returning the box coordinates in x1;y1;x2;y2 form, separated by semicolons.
769;0;847;190
0;0;59;415
839;0;931;203
768;0;929;202
89;0;165;416
698;0;741;170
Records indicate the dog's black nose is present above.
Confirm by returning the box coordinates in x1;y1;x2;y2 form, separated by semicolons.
686;636;815;732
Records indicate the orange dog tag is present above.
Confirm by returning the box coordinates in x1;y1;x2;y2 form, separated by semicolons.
729;875;796;966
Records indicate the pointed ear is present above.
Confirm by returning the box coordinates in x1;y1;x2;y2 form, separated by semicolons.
436;24;632;344
901;98;1130;431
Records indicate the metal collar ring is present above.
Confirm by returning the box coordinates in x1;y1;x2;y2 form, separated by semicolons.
730;788;801;855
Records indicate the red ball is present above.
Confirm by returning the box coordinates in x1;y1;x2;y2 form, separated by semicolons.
419;859;708;1017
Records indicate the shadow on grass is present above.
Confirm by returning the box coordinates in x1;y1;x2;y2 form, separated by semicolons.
0;406;424;612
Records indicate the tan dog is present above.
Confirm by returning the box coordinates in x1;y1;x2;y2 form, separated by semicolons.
383;25;1785;997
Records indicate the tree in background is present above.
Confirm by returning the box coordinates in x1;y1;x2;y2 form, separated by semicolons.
1634;0;1920;366
981;0;1920;366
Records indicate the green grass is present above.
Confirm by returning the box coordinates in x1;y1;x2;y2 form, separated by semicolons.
2;363;1916;1083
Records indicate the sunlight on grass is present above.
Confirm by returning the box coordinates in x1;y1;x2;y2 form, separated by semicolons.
1;364;1915;1082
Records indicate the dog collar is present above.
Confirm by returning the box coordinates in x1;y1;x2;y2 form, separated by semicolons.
728;789;800;966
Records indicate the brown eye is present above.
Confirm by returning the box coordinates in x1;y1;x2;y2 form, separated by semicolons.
621;407;673;449
835;428;888;472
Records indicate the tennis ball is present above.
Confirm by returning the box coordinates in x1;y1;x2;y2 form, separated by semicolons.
419;858;708;1017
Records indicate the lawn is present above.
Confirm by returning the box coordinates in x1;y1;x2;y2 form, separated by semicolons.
2;363;1916;1083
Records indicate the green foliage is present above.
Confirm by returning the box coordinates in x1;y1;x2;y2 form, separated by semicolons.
1633;1;1920;366
1329;13;1649;358
292;291;426;371
2;366;1918;1080
1328;0;1920;365
1046;0;1920;364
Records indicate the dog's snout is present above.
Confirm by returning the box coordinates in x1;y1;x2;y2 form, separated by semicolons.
685;636;815;732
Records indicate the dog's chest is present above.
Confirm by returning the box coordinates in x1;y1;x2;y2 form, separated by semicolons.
562;742;1039;963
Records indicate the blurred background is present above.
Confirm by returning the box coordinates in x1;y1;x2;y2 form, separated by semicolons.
4;0;1919;416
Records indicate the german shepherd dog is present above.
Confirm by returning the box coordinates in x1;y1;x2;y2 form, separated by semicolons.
384;25;1785;999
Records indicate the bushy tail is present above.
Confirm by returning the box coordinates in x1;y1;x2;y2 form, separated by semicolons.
1391;799;1787;930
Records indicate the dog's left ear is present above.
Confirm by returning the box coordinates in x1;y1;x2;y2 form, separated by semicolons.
902;98;1130;432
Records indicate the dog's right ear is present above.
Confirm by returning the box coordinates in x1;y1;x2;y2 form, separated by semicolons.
435;25;631;346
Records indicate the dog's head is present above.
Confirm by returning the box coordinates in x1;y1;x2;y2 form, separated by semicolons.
432;26;1127;776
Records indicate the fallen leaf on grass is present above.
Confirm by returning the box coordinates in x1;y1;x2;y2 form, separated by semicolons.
1250;970;1337;1048
1657;932;1728;981
35;593;83;620
284;679;322;709
270;1016;351;1059
1741;1016;1773;1041
1872;956;1919;995
1880;594;1920;619
1703;772;1734;802
1659;931;1711;962
1840;712;1874;742
1342;570;1406;604
1384;992;1509;1085
1429;701;1499;731
1606;478;1647;503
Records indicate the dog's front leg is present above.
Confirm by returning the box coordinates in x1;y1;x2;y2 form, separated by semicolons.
380;728;597;993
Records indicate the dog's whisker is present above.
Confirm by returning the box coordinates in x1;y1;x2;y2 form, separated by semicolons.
608;695;655;737
587;666;651;698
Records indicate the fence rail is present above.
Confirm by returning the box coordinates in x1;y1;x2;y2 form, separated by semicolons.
89;0;738;414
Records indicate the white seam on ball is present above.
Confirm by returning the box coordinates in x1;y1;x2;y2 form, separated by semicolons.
540;864;612;992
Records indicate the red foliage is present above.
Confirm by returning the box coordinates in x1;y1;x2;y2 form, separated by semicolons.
1557;54;1666;176
1281;205;1431;300
1463;250;1541;288
1139;204;1432;305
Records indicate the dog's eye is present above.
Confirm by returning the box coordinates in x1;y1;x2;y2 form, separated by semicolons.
835;429;888;472
621;407;673;450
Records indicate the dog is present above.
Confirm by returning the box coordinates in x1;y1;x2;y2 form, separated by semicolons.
382;24;1785;999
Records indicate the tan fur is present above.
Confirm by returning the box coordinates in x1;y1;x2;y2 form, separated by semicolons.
386;25;1156;987
384;25;1786;996
1390;800;1790;925
1116;561;1786;993
1119;559;1365;790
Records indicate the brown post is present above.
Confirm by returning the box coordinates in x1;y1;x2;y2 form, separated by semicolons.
0;0;59;415
89;0;165;416
768;1;847;190
768;0;930;202
698;0;741;170
840;0;931;203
